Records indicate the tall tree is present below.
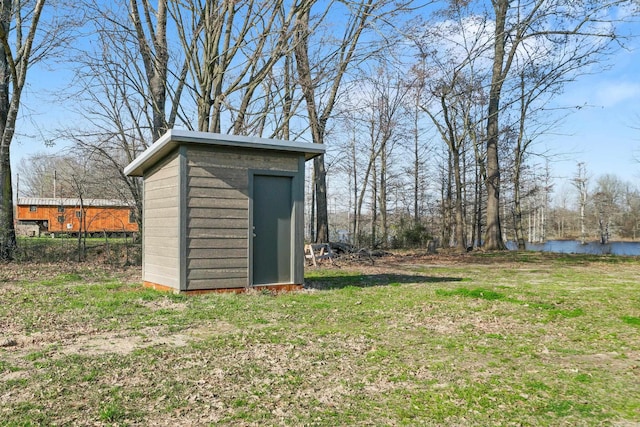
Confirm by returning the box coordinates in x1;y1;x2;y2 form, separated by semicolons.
483;0;509;250
169;0;300;135
409;6;490;251
293;0;403;243
0;0;49;259
619;181;640;239
573;162;589;244
592;174;624;244
483;0;631;250
67;0;184;235
129;0;169;141
406;67;430;227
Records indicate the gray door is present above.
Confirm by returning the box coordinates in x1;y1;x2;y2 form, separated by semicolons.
252;175;292;285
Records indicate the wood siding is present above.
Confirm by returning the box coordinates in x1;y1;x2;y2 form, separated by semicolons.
143;151;180;289
16;204;137;234
185;146;299;290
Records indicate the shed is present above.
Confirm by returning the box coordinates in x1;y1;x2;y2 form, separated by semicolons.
124;129;324;293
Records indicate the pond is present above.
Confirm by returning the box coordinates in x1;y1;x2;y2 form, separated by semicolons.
506;240;640;256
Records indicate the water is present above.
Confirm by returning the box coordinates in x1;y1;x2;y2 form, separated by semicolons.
506;240;640;256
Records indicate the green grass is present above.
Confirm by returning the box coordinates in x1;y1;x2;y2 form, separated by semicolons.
1;252;639;425
622;316;640;327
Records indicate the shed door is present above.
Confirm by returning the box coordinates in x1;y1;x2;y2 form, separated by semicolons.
252;175;292;285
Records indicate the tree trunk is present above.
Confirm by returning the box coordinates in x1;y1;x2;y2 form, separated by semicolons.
413;123;420;225
370;160;378;248
309;166;315;242
314;155;329;243
440;154;452;248
0;144;15;260
512;158;526;249
484;0;507;250
574;163;588;245
0;0;15;260
0;0;45;260
130;0;168;141
472;130;485;248
485;109;505;249
379;137;388;248
351;138;359;246
354;136;379;248
452;148;466;252
411;86;423;227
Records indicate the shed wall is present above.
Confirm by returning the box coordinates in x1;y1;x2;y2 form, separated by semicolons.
185;145;299;290
143;150;181;289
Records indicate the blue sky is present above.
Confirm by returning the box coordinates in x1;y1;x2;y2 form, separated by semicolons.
545;36;640;186
10;4;640;203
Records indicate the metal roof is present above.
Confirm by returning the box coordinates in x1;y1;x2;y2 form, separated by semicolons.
124;129;325;177
18;198;134;207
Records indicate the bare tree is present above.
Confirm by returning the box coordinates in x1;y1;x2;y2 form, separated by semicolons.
573;162;589;244
129;0;170;140
67;0;309;241
371;70;408;247
63;0;192;234
619;181;640;239
0;0;75;259
17;153;105;199
592;174;624;244
169;0;301;135
333;66;409;248
293;0;404;243
339;102;382;247
483;0;631;250
17;154;70;198
409;7;490;251
406;67;430;227
422;73;486;252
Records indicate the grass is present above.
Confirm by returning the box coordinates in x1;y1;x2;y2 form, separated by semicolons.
1;252;639;425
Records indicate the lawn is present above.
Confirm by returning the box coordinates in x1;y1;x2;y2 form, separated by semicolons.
1;252;639;426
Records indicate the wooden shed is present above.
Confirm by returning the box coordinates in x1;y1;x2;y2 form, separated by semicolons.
124;130;324;293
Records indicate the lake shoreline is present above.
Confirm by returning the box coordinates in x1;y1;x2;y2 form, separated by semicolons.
506;240;640;256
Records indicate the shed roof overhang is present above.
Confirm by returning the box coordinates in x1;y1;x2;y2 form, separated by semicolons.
124;129;326;177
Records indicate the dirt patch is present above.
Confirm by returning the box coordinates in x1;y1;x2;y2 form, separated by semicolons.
3;323;237;357
552;351;640;373
138;298;188;311
58;330;193;356
0;322;241;385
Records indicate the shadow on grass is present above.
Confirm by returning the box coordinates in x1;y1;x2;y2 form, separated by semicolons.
305;273;464;290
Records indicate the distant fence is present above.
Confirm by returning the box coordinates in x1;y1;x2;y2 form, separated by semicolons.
15;237;142;266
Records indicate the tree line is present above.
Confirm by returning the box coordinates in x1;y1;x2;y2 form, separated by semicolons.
2;0;638;259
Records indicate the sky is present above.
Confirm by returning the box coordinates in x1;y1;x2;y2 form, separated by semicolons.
544;37;640;188
9;3;640;204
